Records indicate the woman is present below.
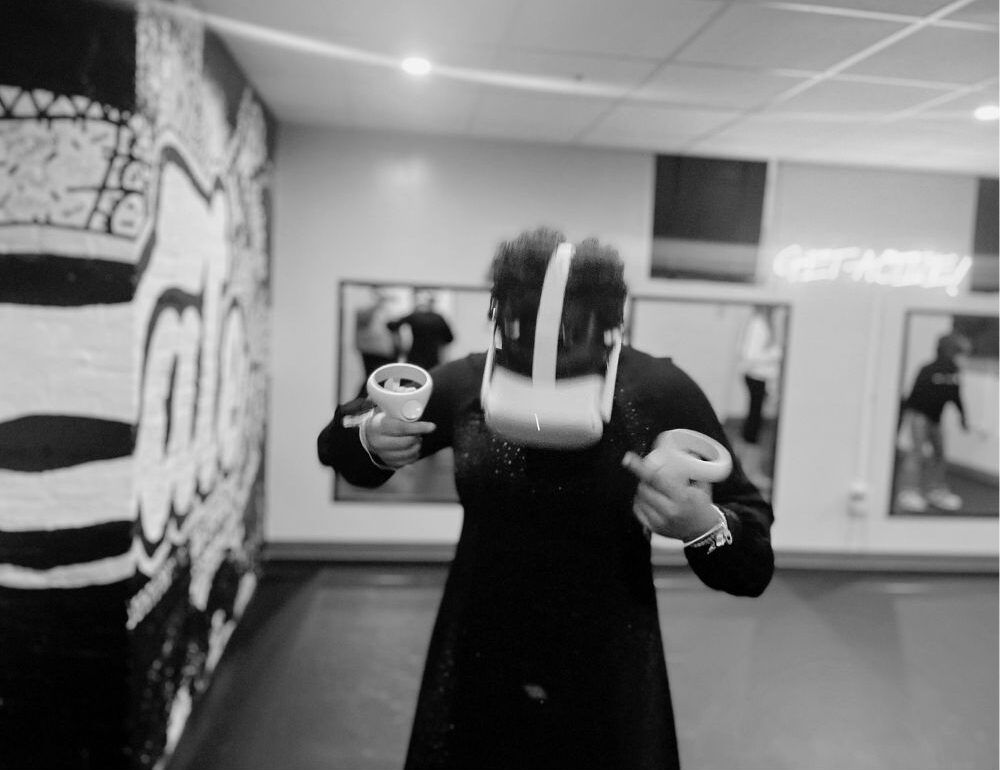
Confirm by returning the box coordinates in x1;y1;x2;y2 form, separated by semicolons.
318;228;774;769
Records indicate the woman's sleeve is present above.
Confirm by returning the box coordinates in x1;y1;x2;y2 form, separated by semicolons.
413;356;473;458
657;361;776;597
316;395;395;488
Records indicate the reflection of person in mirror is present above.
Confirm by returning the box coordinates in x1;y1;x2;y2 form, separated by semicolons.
735;305;783;488
388;289;455;370
354;288;398;384
317;228;774;770
738;305;783;444
896;332;971;513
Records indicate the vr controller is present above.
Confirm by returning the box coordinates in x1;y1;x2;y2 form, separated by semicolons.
367;362;433;421
646;429;732;485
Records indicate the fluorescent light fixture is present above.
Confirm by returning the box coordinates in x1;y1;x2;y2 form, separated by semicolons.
973;104;999;121
401;57;432;76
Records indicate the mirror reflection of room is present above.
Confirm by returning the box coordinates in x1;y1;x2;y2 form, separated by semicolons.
630;299;788;503
733;304;786;495
387;288;455;371
338;283;491;502
893;312;999;517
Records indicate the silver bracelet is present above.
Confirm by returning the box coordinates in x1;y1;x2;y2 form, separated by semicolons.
683;507;733;554
357;410;395;471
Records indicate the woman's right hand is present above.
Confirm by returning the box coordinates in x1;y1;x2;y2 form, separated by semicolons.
364;412;436;469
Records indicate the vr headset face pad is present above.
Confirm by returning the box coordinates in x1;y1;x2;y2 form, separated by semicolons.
495;297;609;379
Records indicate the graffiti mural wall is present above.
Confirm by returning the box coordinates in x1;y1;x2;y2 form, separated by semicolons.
0;1;273;767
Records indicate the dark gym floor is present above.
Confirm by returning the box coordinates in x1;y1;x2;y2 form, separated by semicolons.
167;561;998;770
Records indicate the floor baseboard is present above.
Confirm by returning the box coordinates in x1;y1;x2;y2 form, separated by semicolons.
263;541;998;574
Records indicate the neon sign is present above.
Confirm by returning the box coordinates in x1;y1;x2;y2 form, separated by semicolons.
771;245;972;295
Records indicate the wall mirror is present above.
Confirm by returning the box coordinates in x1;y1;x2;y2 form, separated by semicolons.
335;284;789;505
629;297;790;504
890;310;999;517
335;281;491;502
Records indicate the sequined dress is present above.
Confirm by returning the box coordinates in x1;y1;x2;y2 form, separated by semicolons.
318;347;775;770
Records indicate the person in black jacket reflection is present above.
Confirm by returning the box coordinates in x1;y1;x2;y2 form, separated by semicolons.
317;227;774;770
896;332;971;513
388;290;454;370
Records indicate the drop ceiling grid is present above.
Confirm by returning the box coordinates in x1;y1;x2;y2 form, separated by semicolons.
192;0;999;175
841;25;1000;85
673;4;909;71
501;0;729;61
609;1;997;170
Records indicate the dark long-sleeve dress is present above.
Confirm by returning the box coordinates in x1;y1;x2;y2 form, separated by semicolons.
318;346;775;770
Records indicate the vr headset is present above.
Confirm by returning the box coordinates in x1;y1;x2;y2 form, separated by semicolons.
480;242;622;449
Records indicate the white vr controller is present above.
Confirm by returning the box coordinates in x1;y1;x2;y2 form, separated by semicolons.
367;362;433;421
645;428;732;485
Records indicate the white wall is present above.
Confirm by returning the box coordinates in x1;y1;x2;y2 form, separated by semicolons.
269;126;998;559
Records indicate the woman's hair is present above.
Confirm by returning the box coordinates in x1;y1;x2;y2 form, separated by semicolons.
488;227;627;331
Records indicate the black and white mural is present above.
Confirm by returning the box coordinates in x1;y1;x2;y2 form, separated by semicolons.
0;1;273;767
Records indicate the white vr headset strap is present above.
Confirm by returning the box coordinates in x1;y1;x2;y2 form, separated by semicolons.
480;316;497;406
481;241;622;423
532;242;574;386
601;328;622;422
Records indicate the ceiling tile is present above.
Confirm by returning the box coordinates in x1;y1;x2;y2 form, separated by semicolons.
692;112;993;176
686;133;809;162
193;0;997;175
692;114;837;152
635;63;809;109
942;0;1000;27
322;0;519;51
583;102;741;148
580;132;691;155
201;0;519;55
506;0;728;59
774;78;949;115
676;5;906;71
469;91;617;143
918;86;1000;118
844;27;999;85
488;49;660;91
764;0;967;16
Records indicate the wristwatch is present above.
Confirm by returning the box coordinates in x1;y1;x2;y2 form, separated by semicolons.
683;506;733;554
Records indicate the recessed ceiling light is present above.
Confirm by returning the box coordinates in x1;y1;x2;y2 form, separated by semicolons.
973;104;999;121
401;57;432;76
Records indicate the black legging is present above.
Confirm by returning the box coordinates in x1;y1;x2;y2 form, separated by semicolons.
742;375;767;444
